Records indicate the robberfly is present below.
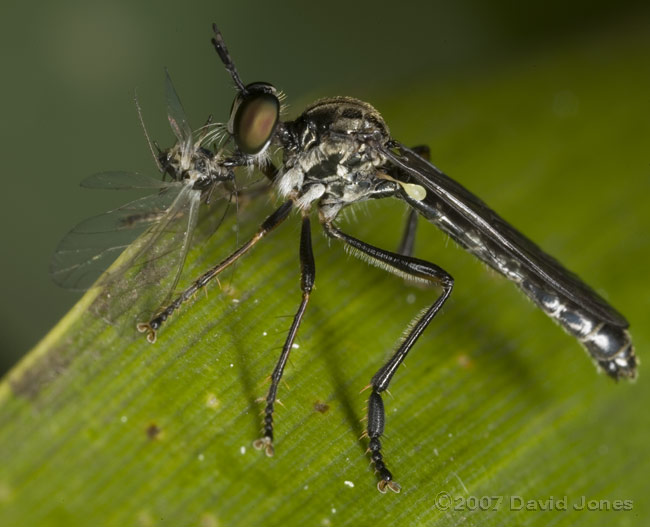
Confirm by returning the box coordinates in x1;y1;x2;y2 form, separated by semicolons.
52;24;636;493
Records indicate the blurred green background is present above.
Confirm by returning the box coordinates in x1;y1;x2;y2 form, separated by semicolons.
0;0;648;375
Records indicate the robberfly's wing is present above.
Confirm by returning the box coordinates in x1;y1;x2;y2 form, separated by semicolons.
382;142;628;329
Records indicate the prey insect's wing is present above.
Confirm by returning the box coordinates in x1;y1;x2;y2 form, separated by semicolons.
382;142;629;328
80;171;172;190
51;173;180;290
165;70;194;158
51;172;202;320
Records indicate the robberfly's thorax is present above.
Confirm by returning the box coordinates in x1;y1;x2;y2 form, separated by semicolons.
276;97;397;219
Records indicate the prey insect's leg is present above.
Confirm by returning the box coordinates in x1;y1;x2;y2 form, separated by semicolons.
254;214;315;456
396;145;428;257
137;201;293;342
323;222;453;493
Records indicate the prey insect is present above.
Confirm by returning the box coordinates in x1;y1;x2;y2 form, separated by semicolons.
51;72;234;317
58;25;637;493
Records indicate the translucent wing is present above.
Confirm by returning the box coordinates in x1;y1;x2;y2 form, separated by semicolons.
382;142;628;328
51;175;202;322
164;69;193;155
80;171;171;190
96;184;201;321
51;180;184;289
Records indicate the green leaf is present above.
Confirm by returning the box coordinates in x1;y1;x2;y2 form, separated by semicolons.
1;28;648;527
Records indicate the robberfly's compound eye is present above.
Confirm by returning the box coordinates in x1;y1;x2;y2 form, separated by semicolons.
230;83;280;155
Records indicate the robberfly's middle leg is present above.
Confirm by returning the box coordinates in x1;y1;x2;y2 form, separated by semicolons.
253;214;315;456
